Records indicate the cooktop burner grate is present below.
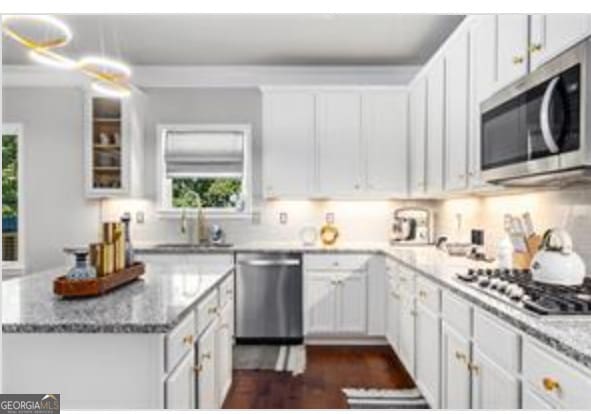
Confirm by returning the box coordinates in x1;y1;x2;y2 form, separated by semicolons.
457;268;591;316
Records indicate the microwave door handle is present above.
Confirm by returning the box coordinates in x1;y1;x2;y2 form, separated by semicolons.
540;76;561;154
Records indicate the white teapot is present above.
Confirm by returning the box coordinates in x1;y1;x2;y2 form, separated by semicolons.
531;228;586;286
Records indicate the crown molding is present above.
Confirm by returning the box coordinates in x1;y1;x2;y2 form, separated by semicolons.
3;64;421;88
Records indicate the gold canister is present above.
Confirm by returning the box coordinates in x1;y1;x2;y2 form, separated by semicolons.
89;243;105;276
103;222;116;244
113;223;126;271
102;243;115;275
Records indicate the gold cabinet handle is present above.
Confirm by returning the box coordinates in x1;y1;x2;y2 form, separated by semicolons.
542;377;560;392
468;362;480;375
202;352;212;360
194;364;203;374
182;334;194;345
208;306;218;315
419;290;428;299
455;351;466;362
512;56;525;65
410;310;418;317
530;43;543;53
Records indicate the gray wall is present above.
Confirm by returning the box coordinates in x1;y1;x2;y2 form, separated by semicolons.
142;87;263;200
3;87;101;272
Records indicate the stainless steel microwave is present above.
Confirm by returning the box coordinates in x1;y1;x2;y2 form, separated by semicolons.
480;38;591;187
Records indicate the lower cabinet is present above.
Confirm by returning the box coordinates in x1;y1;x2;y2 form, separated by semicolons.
386;278;401;349
215;300;234;407
398;291;416;375
165;349;195;409
196;321;217;409
471;345;520;409
415;303;441;408
305;268;367;336
441;322;471;409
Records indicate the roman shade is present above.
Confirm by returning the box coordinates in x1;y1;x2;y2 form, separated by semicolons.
164;130;244;177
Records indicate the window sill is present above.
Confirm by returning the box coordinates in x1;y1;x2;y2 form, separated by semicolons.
156;209;254;220
2;262;25;279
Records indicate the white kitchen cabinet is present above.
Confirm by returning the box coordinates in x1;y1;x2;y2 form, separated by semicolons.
444;29;470;192
305;268;367;336
398;291;416;375
523;386;554;409
530;14;591;70
306;275;338;334
496;15;529;89
196;322;217;409
363;90;408;197
441;322;471;409
84;91;144;198
386;279;401;350
215;299;233;407
409;77;427;197
415;302;441;408
317;92;363;196
262;91;316;198
426;58;445;195
468;15;498;190
165;349;195;409
339;272;367;333
471;345;520;409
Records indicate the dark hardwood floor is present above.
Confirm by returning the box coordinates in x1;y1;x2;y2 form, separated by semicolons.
222;345;415;409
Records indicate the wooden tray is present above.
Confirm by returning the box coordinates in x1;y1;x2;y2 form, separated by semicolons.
54;262;145;298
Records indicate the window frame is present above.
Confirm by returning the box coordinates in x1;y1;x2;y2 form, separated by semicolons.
2;123;25;275
155;123;253;219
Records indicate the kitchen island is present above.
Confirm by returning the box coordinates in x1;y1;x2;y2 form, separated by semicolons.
2;254;235;409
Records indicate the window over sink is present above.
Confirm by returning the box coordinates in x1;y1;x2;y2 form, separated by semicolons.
156;124;252;218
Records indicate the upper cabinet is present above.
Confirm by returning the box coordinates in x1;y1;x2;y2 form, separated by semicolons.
317;92;364;196
444;28;470;192
530;14;591;70
409;77;427;197
84;91;144;198
262;87;408;199
425;57;446;195
496;15;529;90
363;90;409;197
262;91;316;198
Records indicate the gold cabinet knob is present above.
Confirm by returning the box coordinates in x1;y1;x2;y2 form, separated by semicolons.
542;377;560;392
194;364;203;374
208;306;218;315
182;334;194;345
512;56;525;65
468;362;480;375
419;290;428;299
455;351;466;362
530;43;543;53
202;352;212;360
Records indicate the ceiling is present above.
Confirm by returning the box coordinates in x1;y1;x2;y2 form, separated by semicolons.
2;14;464;66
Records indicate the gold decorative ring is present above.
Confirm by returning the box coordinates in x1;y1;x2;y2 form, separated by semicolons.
2;15;72;50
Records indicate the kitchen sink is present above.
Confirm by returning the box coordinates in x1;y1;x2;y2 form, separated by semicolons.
155;242;234;249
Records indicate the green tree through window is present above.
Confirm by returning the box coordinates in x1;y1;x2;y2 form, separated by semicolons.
2;134;19;261
172;178;241;209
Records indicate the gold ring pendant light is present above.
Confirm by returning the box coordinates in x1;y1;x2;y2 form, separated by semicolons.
2;15;132;98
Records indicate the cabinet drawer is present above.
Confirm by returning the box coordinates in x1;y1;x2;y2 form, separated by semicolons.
523;339;591;408
220;274;234;308
442;291;472;338
305;254;370;271
166;312;195;372
474;309;520;374
196;289;219;336
416;277;440;313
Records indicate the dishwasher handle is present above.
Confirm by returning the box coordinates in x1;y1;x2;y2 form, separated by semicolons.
238;259;301;267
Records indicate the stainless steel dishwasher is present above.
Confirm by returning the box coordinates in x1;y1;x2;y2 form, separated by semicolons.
235;252;303;344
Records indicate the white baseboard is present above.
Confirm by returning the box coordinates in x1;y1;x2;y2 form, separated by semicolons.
304;336;388;346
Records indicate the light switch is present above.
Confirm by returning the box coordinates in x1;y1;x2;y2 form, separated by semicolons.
279;212;288;225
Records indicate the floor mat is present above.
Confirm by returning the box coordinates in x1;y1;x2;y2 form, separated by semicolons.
233;345;306;375
342;387;430;409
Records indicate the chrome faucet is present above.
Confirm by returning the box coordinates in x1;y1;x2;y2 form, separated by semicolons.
179;191;208;246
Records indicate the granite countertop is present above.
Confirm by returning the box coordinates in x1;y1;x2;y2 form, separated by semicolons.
2;260;233;334
381;246;591;371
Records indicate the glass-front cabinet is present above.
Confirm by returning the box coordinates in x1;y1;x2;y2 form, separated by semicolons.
84;91;144;198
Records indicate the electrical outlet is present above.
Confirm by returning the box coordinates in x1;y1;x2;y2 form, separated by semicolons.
279;212;288;225
326;212;335;224
136;211;145;224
